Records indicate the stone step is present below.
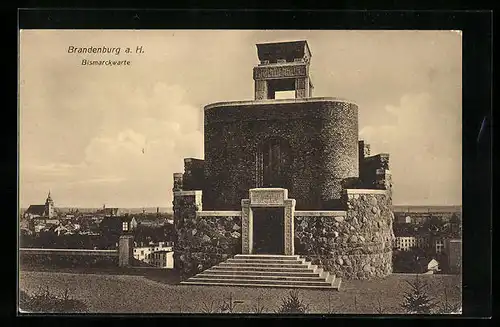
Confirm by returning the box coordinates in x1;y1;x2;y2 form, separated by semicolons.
227;258;306;264
180;280;339;290
209;266;314;273
182;254;340;290
218;262;309;269
234;254;300;260
203;269;321;277
196;273;326;282
331;277;342;290
185;277;333;287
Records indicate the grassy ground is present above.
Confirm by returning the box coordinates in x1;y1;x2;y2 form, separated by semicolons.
19;269;461;314
20;264;181;284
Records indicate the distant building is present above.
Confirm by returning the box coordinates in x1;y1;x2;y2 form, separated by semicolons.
416;236;428;248
34;224;46;233
151;250;174;269
393;234;429;251
134;246;151;263
123;217;138;231
133;242;174;268
445;238;462;274
392;206;462;226
54;224;69;236
137;218;164;228
24;191;56;219
395;215;412;224
394;236;416;251
97;205;121;217
427;258;440;273
44;219;60;226
433;238;445;254
19;220;33;235
100;216;138;235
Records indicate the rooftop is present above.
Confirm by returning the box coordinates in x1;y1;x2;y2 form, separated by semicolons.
204;97;357;111
256;40;311;62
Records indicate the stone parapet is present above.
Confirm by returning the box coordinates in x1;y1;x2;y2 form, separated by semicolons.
295;210;347;217
359;153;390;190
197;211;242;217
295;189;394;279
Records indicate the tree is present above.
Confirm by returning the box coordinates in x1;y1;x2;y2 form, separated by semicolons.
449;213;462;238
393;248;426;273
426;215;444;236
401;274;436;314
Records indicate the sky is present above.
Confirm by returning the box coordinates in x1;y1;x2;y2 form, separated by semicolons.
19;30;462;208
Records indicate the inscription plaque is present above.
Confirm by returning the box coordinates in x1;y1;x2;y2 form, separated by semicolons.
249;188;288;205
253;64;307;80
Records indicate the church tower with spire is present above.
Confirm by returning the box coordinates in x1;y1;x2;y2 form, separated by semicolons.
44;190;55;218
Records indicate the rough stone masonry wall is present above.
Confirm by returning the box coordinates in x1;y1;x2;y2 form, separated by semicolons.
294;190;395;279
360;154;390;189
173;192;241;280
183;158;205;191
203;100;358;211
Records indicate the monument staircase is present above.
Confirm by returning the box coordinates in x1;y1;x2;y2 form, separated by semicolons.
180;254;342;290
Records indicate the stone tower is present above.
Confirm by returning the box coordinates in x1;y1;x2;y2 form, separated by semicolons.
44;190;54;218
203;40;359;210
173;40;394;281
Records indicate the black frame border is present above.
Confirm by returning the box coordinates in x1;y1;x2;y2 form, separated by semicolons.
12;8;492;320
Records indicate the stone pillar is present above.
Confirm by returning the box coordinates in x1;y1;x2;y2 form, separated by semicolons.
295;77;309;99
241;199;253;254
173;173;183;192
375;169;393;196
118;235;134;267
358;140;371;162
284;199;296;255
255;80;268;100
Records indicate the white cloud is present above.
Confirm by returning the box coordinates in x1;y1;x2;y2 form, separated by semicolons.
20;81;204;207
360;92;461;205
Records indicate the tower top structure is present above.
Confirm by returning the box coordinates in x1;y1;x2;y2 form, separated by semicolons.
253;40;314;100
256;40;312;63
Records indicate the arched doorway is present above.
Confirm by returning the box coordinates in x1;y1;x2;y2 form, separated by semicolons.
255;138;291;188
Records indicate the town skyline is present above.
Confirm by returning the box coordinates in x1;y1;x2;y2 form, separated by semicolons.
20;30;462;208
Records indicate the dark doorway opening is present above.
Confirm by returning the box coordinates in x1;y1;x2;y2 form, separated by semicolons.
252;207;285;254
266;78;296;99
256;138;291;189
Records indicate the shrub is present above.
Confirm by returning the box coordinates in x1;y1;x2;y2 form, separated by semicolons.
373;295;385;314
19;286;88;313
435;278;462;314
200;299;218;313
275;290;310;314
218;292;242;313
199;292;242;314
251;293;266;314
401;274;436;314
